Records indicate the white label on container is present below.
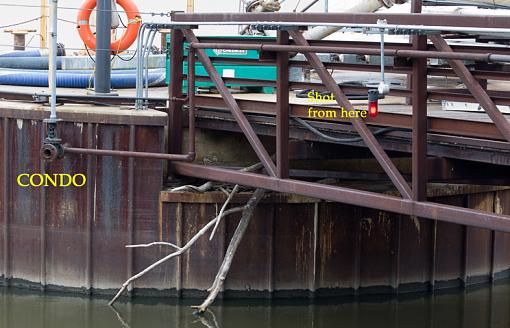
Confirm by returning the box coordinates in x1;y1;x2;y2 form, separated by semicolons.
222;69;235;78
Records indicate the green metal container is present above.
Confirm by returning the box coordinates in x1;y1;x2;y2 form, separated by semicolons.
166;35;276;94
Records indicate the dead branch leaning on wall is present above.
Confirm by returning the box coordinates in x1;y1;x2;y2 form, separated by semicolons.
109;158;272;306
193;188;266;314
108;205;246;305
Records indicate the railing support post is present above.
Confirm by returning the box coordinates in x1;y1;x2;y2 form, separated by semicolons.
411;0;428;201
276;30;290;179
168;28;185;173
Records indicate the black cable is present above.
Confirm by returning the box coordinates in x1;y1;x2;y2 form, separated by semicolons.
115;49;138;62
84;44;95;63
0;16;40;29
0;3;172;16
117;13;127;28
293;117;402;143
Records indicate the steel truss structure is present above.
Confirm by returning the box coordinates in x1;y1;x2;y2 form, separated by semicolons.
38;7;510;232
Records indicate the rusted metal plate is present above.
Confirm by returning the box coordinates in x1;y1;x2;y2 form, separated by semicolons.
397;216;434;287
493;190;510;278
224;203;274;295
10;118;43;285
316;202;361;291
465;193;494;282
0;106;166;294
44;121;89;288
432;195;466;285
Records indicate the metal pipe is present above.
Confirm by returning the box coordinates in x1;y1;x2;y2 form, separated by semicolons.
135;24;147;109
94;0;112;94
378;19;389;95
144;29;157;104
64;147;195;161
187;47;196;157
168;17;510;34
172;162;510;234
48;0;58;121
63;44;197;162
190;42;510;63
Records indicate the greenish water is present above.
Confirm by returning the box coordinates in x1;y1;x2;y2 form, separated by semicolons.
1;282;510;328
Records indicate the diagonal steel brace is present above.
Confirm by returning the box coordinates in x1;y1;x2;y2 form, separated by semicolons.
429;34;510;143
289;30;413;199
182;29;277;177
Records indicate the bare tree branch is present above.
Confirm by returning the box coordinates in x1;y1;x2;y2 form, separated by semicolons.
126;242;181;250
209;184;240;240
109;306;131;328
171;181;215;193
193;309;220;328
108;206;246;306
193;188;266;314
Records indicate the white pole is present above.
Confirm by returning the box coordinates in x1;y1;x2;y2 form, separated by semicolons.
48;0;58;121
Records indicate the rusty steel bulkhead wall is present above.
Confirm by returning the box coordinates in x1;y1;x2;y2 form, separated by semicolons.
157;189;510;298
0;101;510;298
0;102;167;293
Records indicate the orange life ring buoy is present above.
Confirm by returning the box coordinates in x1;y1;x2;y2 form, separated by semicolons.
77;0;141;54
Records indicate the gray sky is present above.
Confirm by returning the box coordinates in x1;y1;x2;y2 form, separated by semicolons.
0;0;317;53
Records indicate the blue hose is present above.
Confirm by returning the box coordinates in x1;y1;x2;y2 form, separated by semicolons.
0;50;45;58
0;57;61;70
0;68;166;89
0;45;64;58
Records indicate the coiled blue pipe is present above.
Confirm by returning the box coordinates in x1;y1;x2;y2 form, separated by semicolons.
0;50;45;58
0;57;61;70
0;45;65;58
0;68;166;89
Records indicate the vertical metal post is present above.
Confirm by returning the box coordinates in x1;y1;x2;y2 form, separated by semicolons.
40;0;48;49
276;30;290;179
48;0;58;122
94;0;112;94
411;0;427;201
187;0;194;13
187;48;196;157
168;28;185;160
324;0;328;12
406;0;422;105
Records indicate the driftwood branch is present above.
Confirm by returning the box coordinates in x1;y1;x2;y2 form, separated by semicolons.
193;188;266;314
193;309;220;328
209;184;240;240
111;157;273;307
110;306;131;328
125;241;182;250
108;206;246;306
170;181;215;193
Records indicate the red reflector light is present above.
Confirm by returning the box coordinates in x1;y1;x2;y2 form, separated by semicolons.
369;101;378;118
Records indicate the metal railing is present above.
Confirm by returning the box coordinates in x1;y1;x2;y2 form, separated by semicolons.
37;10;510;232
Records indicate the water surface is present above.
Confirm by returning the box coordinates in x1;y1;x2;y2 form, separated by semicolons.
1;281;509;328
